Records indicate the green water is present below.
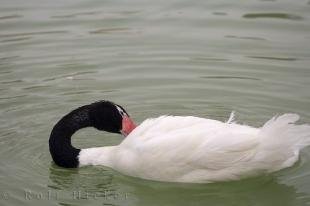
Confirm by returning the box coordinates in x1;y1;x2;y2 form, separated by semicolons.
1;0;310;205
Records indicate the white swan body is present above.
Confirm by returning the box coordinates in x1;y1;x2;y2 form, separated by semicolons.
79;113;310;183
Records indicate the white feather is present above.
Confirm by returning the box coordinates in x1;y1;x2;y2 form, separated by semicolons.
226;111;236;124
78;114;310;183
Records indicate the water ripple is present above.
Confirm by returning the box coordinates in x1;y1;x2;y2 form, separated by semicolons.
0;37;31;43
89;27;132;34
200;76;261;81
225;35;266;41
242;13;303;21
212;12;227;16
51;11;101;19
0;30;68;38
0;14;23;20
0;79;23;84
247;56;298;61
0;0;310;205
0;94;27;100
191;57;229;62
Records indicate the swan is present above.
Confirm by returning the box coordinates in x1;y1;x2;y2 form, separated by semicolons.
49;100;310;183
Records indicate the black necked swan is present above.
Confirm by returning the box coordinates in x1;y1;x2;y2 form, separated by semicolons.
49;100;310;183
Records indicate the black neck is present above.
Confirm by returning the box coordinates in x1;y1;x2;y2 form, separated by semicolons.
49;105;91;168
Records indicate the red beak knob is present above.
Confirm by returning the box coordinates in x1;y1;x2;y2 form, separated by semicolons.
121;116;137;136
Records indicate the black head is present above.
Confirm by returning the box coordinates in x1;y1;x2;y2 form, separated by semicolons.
49;100;135;168
88;101;130;134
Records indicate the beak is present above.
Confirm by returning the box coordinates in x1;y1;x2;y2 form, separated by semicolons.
121;116;137;136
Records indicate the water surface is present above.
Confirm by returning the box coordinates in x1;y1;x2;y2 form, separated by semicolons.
1;0;310;205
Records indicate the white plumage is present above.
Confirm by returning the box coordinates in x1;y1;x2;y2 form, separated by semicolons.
79;113;310;183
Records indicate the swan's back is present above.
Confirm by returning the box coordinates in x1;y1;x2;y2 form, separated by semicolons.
113;116;262;182
109;114;310;183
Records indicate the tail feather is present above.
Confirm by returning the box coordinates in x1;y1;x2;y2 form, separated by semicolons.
261;114;300;133
257;114;310;171
260;114;310;150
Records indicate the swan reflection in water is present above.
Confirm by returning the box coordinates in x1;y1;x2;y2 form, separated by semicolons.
48;164;310;206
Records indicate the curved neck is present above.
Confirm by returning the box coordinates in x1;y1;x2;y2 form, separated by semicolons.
49;105;91;168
